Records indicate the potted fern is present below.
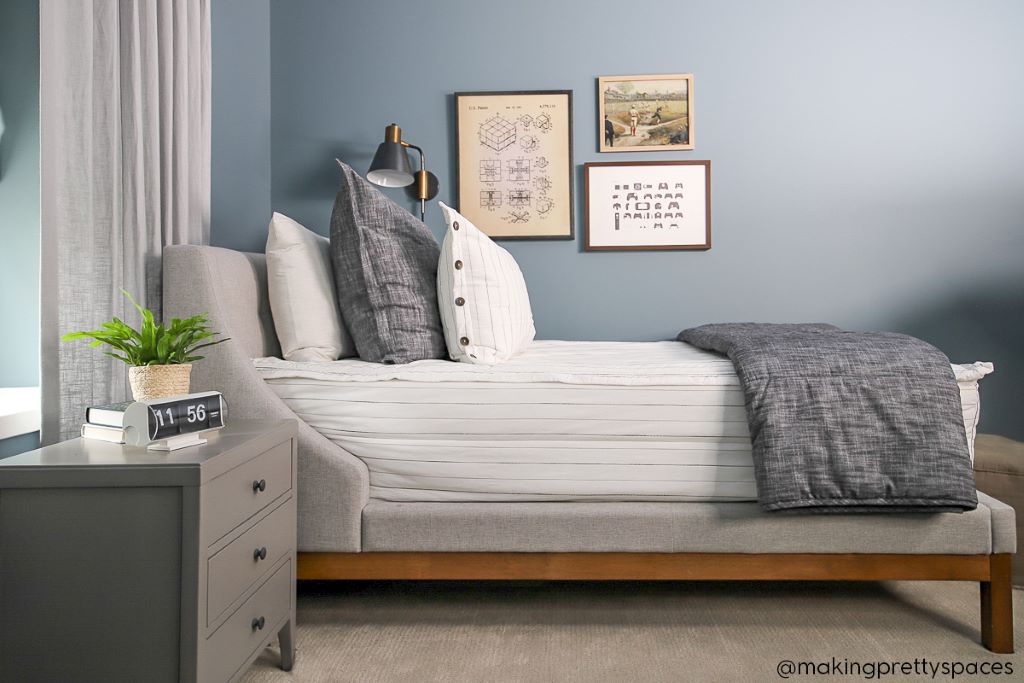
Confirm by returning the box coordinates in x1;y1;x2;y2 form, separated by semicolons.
62;290;228;401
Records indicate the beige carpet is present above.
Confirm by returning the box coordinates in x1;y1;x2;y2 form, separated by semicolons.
242;580;1023;682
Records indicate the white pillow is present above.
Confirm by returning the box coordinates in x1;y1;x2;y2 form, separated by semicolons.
266;212;355;361
953;361;994;462
437;203;535;364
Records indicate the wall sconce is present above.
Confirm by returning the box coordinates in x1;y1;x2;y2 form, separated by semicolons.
367;123;438;221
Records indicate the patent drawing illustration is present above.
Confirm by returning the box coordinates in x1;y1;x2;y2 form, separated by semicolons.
536;196;554;217
507;159;531;183
518;134;539;152
508;189;531;207
479;160;501;183
456;90;573;238
479;115;517;152
480;190;502;210
504;210;530;224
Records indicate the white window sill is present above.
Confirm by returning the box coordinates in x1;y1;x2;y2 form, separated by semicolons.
0;387;41;440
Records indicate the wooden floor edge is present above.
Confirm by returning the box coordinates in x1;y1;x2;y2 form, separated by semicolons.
297;551;994;582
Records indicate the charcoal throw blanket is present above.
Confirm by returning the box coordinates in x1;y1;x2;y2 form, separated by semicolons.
678;323;977;513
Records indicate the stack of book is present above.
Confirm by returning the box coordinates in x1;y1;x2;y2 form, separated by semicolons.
81;402;133;443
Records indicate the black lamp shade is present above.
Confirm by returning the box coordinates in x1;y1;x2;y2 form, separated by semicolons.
367;141;414;187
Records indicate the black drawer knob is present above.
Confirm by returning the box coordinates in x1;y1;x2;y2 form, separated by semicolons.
251;616;266;631
254;546;268;561
252;479;267;493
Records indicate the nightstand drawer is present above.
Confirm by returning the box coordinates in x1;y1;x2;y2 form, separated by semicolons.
207;497;295;625
204;560;292;683
203;441;293;543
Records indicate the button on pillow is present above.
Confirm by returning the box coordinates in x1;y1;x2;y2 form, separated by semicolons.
437;202;535;364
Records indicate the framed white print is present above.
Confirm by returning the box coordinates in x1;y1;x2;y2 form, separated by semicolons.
584;160;711;251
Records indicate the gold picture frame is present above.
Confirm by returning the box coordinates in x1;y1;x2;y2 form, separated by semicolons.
598;74;693;152
454;90;574;240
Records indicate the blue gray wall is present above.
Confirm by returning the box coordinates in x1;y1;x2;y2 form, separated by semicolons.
211;0;271;251
0;0;41;455
0;433;39;459
212;0;1024;438
0;0;40;389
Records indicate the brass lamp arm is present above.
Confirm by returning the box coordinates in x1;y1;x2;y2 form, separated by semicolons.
399;141;436;221
401;141;425;170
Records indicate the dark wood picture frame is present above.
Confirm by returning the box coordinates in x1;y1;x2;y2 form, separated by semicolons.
454;90;574;240
584;160;711;251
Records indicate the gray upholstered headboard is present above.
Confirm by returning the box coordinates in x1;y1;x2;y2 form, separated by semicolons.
163;244;368;552
165;245;281;360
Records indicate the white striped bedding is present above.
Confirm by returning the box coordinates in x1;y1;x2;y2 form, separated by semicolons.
253;341;992;502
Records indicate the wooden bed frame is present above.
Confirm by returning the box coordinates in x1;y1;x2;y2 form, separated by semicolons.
297;551;1014;653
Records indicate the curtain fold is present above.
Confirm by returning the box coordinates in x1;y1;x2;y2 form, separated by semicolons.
40;0;211;442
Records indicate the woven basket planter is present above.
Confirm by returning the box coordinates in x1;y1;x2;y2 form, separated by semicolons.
128;364;192;401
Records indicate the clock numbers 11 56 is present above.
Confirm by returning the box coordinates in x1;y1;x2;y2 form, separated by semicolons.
152;403;207;428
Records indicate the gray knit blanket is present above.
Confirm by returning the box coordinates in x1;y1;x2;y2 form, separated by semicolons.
678;323;977;513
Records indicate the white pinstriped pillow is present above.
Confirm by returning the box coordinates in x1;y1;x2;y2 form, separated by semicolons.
437;203;535;364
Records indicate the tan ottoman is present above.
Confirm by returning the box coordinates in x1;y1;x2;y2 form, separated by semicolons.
974;434;1024;585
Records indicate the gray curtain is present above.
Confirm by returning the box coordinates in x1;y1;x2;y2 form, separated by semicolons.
40;0;211;442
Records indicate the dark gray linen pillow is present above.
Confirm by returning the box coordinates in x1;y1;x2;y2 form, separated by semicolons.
329;161;446;364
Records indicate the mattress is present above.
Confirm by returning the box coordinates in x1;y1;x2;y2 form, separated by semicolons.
254;341;992;502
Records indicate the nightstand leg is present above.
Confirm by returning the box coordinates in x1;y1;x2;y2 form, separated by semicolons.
279;619;296;671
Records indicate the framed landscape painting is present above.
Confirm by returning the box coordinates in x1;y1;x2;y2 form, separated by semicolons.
454;90;574;240
598;74;693;152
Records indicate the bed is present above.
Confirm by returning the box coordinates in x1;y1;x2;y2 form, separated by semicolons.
254;340;991;503
163;244;1015;653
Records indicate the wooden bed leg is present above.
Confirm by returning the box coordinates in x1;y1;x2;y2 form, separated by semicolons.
981;554;1014;653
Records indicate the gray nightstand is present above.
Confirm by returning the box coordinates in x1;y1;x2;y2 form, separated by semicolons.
0;419;298;683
